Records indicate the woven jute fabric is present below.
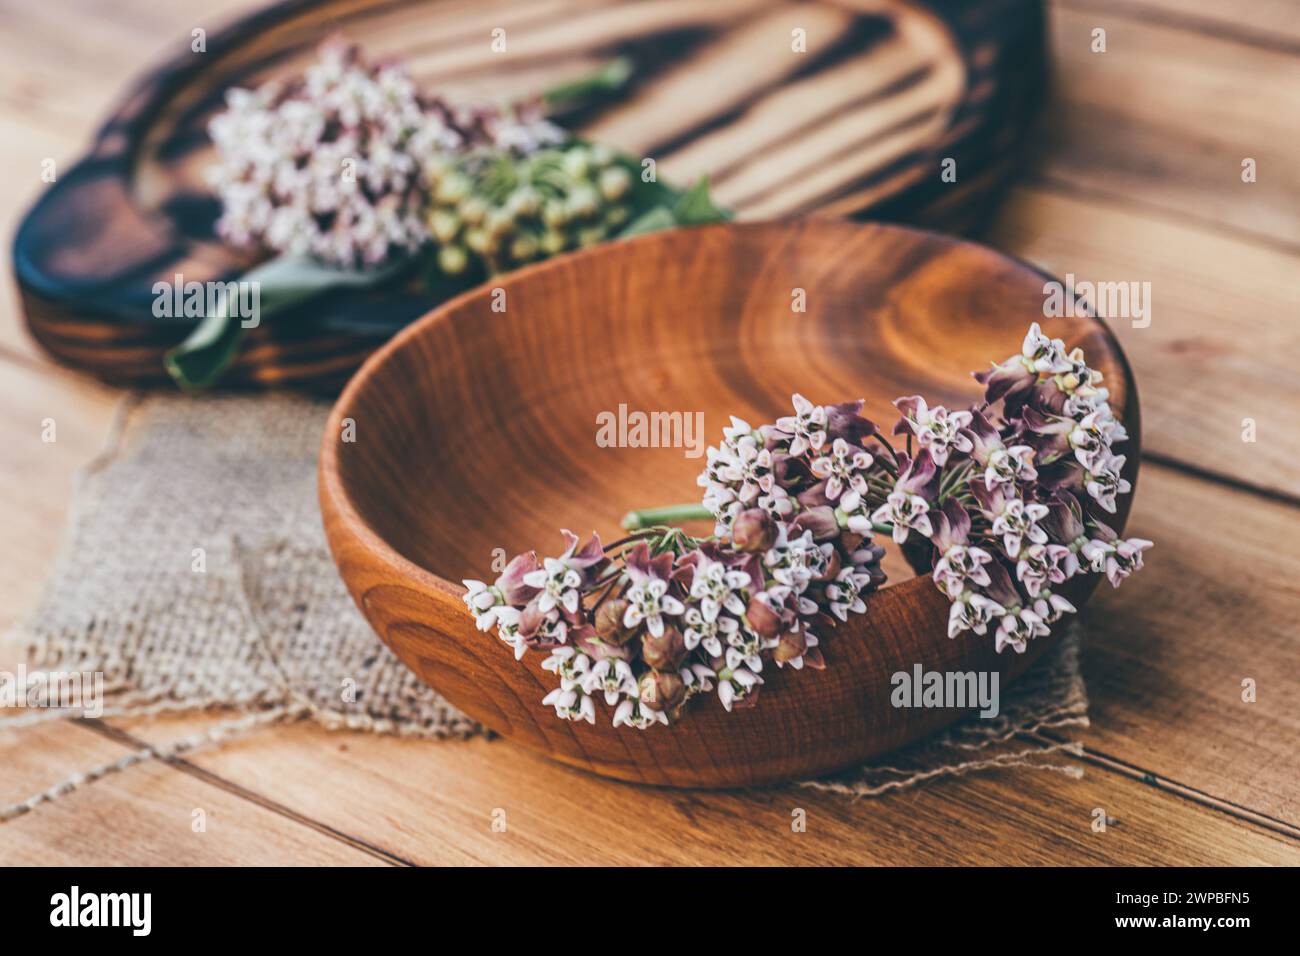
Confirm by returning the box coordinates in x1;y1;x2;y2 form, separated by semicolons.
1;394;1088;819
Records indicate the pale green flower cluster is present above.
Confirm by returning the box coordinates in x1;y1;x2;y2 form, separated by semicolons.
423;143;635;276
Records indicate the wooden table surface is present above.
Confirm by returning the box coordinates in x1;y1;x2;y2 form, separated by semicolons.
2;0;1298;866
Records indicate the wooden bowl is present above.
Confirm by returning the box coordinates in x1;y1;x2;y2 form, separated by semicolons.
319;220;1139;788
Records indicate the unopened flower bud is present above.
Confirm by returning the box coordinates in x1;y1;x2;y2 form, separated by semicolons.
594;598;635;645
745;592;783;639
509;234;538;262
539;229;568;255
435;173;470;205
815;547;842;583
562;147;590;180
576;225;607;248
457;196;488;226
732;508;776;552
423;156;452;183
577;632;632;662
541;200;569;229
506;187;539;217
566;186;600;220
640;625;687;671
773;629;808;664
437;244;469;276
485;208;513;239
598;166;631;202
638;669;686;712
791;505;840;543
428;208;460;244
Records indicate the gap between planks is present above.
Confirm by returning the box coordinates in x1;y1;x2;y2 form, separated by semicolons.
1024;171;1300;262
1033;732;1300;846
1139;450;1300;515
80;719;414;866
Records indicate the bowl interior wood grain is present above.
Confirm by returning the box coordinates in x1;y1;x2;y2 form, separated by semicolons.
320;220;1138;788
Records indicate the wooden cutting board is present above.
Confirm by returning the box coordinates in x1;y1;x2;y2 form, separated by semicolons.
13;0;1045;390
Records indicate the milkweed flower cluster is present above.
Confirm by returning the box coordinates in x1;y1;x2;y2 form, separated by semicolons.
423;142;635;277
206;40;563;268
462;324;1150;728
463;516;887;728
462;395;887;729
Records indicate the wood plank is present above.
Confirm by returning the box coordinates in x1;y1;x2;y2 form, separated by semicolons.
0;720;382;865
580;3;856;156
194;1;617;99
724;67;960;216
407;0;774;82
106;713;1298;865
58;0;265;36
0;360;124;631
0;3;176;119
1058;0;1300;50
0;0;263;122
659;25;952;185
986;184;1300;500
1036;4;1300;248
0;114;85;360
1079;462;1300;828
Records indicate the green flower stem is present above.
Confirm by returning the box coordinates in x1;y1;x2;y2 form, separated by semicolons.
938;460;975;501
623;503;897;540
542;57;633;111
601;528;663;551
620;503;713;531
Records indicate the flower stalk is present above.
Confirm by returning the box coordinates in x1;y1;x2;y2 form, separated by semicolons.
621;504;713;530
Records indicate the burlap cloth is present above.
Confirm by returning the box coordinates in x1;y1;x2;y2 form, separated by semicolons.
1;395;1089;820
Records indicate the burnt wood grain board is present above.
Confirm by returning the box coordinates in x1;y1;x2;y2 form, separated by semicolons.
14;0;1046;390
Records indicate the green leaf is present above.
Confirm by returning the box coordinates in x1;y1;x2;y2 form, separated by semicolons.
163;304;249;391
614;175;731;240
617;206;679;238
163;253;411;390
672;176;731;225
